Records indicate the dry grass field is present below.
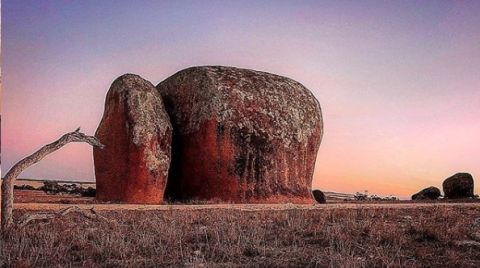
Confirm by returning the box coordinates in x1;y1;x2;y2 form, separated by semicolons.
2;201;480;267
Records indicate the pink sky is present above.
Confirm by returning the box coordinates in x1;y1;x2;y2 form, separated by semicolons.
2;1;479;198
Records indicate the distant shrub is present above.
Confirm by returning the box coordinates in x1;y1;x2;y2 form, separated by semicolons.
39;181;95;197
13;184;36;191
354;191;398;202
354;192;368;201
81;187;96;197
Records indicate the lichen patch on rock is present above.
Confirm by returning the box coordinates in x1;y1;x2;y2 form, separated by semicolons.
157;66;323;203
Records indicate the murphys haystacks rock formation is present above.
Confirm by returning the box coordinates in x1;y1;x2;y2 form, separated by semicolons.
157;66;323;203
94;74;172;204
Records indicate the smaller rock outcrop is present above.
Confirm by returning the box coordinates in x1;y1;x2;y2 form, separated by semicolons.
442;173;475;199
94;74;172;204
312;190;326;204
411;186;441;200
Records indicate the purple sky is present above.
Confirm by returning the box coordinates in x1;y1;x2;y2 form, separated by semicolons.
2;0;480;197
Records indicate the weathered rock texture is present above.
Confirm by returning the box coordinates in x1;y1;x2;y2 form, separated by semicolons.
157;66;323;203
94;74;172;204
312;190;326;204
442;173;475;199
411;186;441;200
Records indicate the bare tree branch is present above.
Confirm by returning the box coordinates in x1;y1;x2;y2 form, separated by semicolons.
1;128;104;230
17;206;111;228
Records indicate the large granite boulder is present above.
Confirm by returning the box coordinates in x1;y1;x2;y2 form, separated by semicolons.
312;190;326;204
157;66;323;203
442;173;475;199
411;186;441;200
94;74;172;204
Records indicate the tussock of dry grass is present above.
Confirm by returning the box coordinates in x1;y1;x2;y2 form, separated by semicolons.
1;207;480;267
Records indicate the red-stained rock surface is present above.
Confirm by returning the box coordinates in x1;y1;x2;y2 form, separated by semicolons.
157;66;323;203
94;74;172;204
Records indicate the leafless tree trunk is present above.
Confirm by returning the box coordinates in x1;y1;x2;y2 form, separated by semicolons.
1;128;104;230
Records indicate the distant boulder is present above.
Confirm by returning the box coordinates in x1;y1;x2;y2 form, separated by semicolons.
442;173;475;199
312;190;326;204
411;186;441;200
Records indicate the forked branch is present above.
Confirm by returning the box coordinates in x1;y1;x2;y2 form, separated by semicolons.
1;128;104;230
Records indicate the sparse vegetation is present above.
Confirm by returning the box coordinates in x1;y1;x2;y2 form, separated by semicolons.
40;181;96;197
14;181;96;197
1;206;479;267
12;185;37;191
353;191;398;201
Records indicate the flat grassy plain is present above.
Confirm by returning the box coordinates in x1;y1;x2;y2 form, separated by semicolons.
1;192;480;267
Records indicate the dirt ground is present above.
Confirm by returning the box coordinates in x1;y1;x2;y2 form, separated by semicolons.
3;189;480;267
12;189;480;211
13;190;95;204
